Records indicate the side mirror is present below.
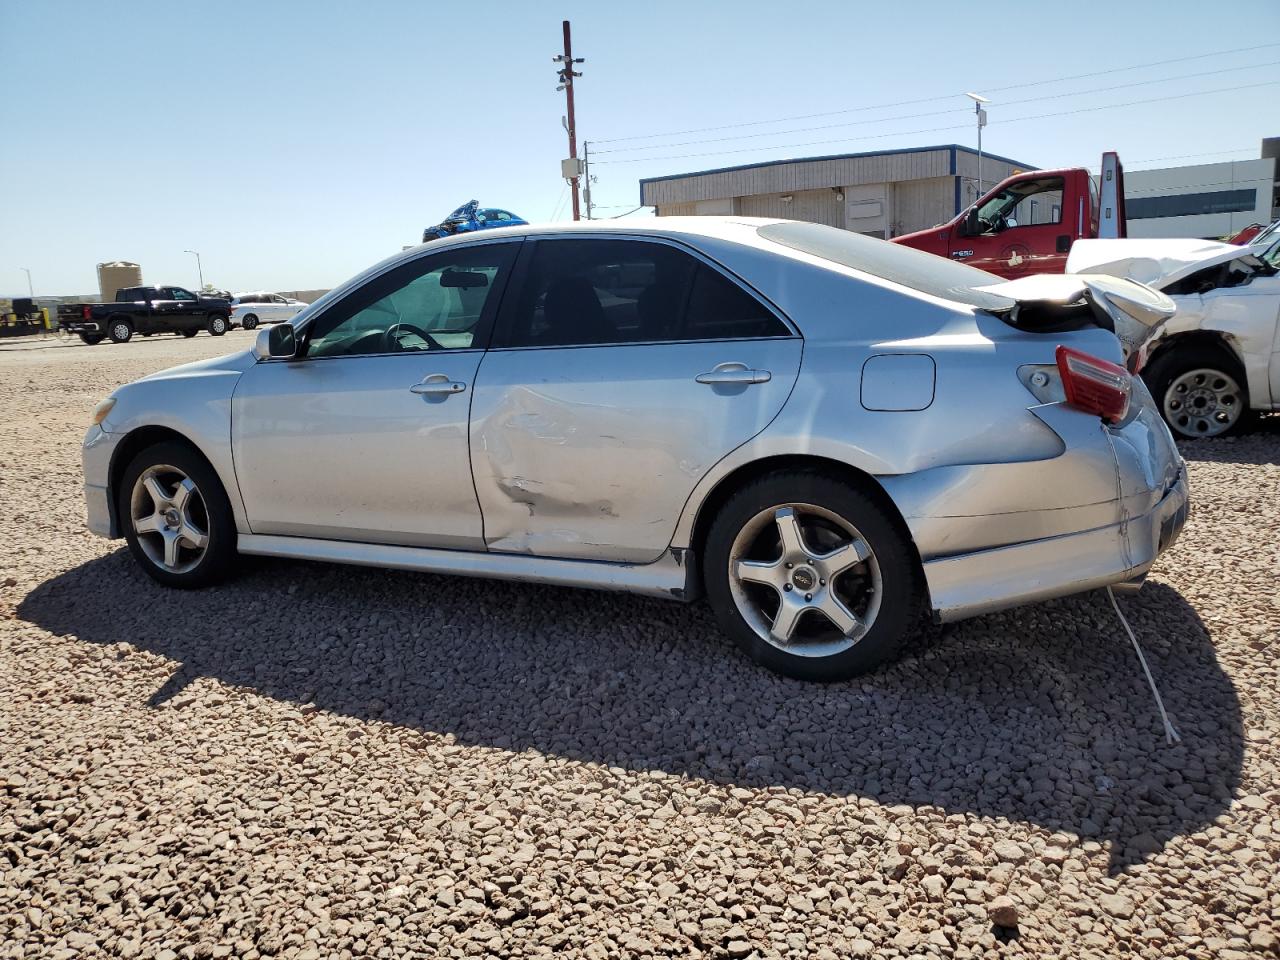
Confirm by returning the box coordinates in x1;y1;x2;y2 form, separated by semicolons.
253;322;297;360
962;208;980;237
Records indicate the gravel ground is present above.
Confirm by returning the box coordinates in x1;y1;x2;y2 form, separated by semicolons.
1;332;1277;959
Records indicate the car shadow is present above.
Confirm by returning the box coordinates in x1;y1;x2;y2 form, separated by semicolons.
17;550;1241;873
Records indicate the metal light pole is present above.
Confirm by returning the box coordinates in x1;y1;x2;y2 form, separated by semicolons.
966;93;990;199
19;268;33;297
184;250;204;290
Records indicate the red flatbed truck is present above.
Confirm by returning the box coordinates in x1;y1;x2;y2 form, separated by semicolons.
893;152;1126;279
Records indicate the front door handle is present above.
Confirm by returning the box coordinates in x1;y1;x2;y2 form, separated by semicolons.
695;362;771;385
410;374;466;395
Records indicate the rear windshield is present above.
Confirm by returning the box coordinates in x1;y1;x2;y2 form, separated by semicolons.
757;221;1011;310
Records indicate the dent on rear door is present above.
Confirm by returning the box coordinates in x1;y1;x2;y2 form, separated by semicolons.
468;339;803;564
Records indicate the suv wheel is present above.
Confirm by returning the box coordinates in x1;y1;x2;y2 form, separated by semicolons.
207;314;228;336
119;442;237;588
703;470;921;681
108;319;133;343
1143;346;1250;439
241;314;259;330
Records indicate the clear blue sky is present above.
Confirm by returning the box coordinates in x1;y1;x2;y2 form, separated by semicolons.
2;0;1277;296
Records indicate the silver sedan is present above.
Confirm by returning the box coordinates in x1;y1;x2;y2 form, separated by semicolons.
83;219;1188;681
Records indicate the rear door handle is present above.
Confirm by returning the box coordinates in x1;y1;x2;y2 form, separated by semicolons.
696;362;771;385
410;373;466;395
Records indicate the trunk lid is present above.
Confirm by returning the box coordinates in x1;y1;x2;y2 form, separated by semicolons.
975;273;1176;369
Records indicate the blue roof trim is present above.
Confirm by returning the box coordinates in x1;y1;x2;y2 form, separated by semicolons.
639;142;1036;203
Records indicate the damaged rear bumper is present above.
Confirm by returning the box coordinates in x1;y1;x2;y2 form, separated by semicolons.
923;466;1187;623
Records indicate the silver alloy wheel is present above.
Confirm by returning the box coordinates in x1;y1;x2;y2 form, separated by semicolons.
129;464;210;573
1163;367;1243;438
112;322;130;341
210;316;226;334
728;503;882;658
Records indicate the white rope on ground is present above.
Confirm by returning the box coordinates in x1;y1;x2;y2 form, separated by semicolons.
1107;586;1181;745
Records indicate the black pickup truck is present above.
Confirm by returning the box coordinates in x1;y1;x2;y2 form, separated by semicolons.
58;286;233;344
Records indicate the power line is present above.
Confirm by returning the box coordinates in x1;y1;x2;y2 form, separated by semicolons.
591;41;1280;145
591;80;1280;166
592;60;1280;155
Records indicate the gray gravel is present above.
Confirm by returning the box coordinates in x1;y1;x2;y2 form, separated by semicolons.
1;332;1278;959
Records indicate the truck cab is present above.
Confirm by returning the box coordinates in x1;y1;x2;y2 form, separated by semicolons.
893;156;1124;279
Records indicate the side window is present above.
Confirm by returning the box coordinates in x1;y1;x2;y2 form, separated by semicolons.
499;238;788;347
171;288;196;301
684;265;789;340
977;176;1065;231
304;244;516;358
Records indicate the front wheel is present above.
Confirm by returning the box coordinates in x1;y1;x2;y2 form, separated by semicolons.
181;329;199;338
240;314;259;330
108;319;133;343
207;314;228;336
1143;347;1250;439
78;331;105;345
703;471;921;681
119;441;237;588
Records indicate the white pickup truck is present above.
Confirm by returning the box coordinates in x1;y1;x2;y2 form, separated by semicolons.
1067;233;1280;439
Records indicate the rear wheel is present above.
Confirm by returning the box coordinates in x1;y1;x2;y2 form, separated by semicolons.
119;442;237;588
207;314;228;336
78;332;105;345
703;470;921;681
241;314;259;330
181;329;199;338
1144;346;1249;439
108;319;133;343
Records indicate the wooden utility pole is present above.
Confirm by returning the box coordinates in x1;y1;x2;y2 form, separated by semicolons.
554;20;584;221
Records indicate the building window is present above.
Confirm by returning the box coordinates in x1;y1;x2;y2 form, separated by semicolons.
1128;189;1257;220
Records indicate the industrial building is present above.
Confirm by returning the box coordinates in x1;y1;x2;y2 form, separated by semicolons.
1124;140;1278;239
639;145;1033;239
640;139;1280;242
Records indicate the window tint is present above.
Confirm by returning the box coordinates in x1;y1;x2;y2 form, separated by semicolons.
305;244;515;358
171;288;196;301
500;238;787;348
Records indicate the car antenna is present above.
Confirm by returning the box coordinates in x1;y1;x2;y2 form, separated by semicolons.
1106;586;1181;744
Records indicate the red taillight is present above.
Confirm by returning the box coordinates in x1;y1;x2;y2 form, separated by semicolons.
1056;345;1131;424
82;306;91;319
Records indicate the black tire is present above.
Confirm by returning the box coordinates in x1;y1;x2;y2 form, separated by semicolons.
181;329;199;338
1142;344;1251;440
703;470;922;681
108;319;133;343
207;314;228;336
118;441;237;589
241;314;259;330
78;332;105;345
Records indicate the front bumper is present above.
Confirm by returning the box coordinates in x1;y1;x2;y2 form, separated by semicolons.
83;424;122;538
924;465;1187;623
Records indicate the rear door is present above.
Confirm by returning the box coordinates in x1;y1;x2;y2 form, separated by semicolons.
469;236;803;563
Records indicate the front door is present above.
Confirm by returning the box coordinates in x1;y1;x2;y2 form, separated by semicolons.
954;175;1068;278
231;241;519;547
469;236;803;564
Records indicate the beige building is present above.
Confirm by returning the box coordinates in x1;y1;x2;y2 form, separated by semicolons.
639;144;1033;238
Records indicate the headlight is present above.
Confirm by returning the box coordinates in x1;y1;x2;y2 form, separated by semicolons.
91;397;116;426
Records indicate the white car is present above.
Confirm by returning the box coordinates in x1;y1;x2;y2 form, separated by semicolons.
230;293;308;330
1068;236;1280;439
